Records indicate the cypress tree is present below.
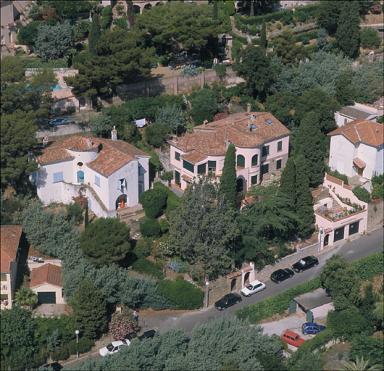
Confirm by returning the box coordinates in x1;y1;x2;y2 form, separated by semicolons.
295;112;326;188
279;156;296;205
260;21;267;51
219;143;237;208
336;1;360;58
294;154;314;238
88;13;101;55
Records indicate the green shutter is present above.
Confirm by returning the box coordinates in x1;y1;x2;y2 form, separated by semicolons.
183;160;194;173
237;155;245;168
197;163;206;175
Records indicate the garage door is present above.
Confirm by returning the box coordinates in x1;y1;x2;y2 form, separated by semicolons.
38;292;56;304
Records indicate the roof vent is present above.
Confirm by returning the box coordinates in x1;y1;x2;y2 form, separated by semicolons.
265;119;273;125
248;124;257;132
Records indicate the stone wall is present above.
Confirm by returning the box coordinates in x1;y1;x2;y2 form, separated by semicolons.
367;199;384;232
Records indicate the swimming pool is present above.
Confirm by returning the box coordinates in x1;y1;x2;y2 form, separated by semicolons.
52;84;63;91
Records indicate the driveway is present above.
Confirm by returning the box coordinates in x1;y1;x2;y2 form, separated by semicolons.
261;314;306;337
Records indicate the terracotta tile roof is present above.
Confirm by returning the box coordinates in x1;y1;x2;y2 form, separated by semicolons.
353;157;366;169
169;112;290;161
328;120;384;148
52;88;75;100
30;263;62;288
0;225;22;273
38;135;149;176
182;150;207;164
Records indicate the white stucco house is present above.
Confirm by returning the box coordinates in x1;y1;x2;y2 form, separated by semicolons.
328;120;384;182
334;102;383;127
34;130;150;217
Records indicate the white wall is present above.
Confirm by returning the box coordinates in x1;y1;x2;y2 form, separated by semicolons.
357;143;380;179
329;136;355;177
374;147;384;176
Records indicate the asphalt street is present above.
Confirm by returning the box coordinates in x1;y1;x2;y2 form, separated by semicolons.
152;228;384;333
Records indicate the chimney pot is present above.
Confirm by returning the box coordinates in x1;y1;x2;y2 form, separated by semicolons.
111;126;117;141
246;103;251;113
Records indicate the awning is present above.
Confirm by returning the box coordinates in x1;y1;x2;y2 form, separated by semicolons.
182;174;192;182
353;158;366;169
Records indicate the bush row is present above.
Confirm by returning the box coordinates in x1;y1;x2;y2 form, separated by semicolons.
131;258;164;280
236;253;383;323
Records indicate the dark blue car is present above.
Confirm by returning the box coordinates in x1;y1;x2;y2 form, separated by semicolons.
302;322;326;335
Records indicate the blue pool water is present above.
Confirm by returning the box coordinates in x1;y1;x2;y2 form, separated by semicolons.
52;84;63;91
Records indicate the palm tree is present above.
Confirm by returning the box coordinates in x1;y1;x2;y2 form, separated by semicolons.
342;357;381;371
15;287;38;309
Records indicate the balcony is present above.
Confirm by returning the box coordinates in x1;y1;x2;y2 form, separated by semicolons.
315;204;364;222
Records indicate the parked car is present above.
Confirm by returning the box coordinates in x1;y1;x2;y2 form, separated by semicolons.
301;322;326;335
281;330;306;348
214;293;242;310
270;268;295;283
240;280;266;297
292;256;319;273
49;117;75;126
99;339;131;357
42;362;62;371
139;330;156;340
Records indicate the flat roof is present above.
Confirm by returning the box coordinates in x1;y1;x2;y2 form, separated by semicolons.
294;288;332;311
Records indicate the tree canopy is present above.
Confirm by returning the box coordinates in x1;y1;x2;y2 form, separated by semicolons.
80;218;132;267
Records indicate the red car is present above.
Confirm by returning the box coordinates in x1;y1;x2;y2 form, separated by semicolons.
281;330;306;348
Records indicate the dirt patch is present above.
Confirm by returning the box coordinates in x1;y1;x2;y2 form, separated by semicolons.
322;342;351;371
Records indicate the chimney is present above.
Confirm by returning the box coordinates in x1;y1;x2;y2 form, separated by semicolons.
246;103;251;113
111;126;117;141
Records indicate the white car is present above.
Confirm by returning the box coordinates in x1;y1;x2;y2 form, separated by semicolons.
99;339;131;357
240;280;266;297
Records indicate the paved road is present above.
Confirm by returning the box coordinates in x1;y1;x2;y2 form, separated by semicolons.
146;229;383;333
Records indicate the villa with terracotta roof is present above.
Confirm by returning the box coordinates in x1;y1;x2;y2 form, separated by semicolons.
328;120;384;184
30;263;65;305
1;225;23;310
168;112;290;190
33;129;150;217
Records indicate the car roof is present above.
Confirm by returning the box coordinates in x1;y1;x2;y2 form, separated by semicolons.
248;280;263;285
283;330;299;337
111;341;125;346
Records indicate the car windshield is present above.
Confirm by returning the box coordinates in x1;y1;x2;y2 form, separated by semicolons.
106;344;114;352
246;285;253;290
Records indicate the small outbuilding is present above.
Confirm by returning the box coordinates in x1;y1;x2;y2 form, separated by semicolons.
289;288;334;322
30;263;65;305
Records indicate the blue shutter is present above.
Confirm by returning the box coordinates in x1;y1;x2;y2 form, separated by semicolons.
53;172;64;183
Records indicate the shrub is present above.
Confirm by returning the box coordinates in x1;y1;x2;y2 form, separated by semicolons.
101;6;113;29
140;217;161;238
159;219;169;234
139;188;168;219
66;203;83;225
326;169;349;184
351;252;383;280
157;278;204;309
51;345;70;361
133;238;152;258
153;182;181;219
131;258;164;279
360;28;381;49
160;171;173;185
214;64;227;80
352;186;371;203
371;174;384;199
350;336;384;366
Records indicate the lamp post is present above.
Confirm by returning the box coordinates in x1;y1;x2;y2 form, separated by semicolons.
75;330;80;359
204;278;209;308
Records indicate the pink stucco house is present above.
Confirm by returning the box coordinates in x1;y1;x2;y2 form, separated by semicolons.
168;112;290;191
312;174;368;249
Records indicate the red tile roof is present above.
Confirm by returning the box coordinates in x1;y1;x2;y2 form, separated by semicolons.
328;120;384;148
38;135;149;176
169;112;290;163
30;263;62;288
0;225;22;273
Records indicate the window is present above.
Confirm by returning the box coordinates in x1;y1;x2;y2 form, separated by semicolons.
277;141;283;152
334;226;345;242
53;172;63;183
237;155;245;168
175;151;180;161
77;161;83;167
261;164;269;175
251;175;258;185
1;294;8;301
94;175;100;187
262;146;269;157
183;160;194;173
349;221;359;235
276;159;282;170
208;160;216;173
251;154;258;167
77;170;84;184
175;170;181;185
1;273;7;281
119;178;127;192
197;163;206;175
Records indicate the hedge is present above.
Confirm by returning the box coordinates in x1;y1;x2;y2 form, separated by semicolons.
132;258;164;280
237;253;383;323
158;278;204;309
352;186;371;203
140;217;161;237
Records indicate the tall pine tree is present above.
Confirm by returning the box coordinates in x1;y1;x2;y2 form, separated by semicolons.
279;156;296;206
294;154;315;238
219;143;237;208
295;112;326;188
260;21;267;51
336;1;360;58
88;13;101;55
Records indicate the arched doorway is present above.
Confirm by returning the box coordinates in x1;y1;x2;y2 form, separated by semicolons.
132;4;141;14
115;194;127;210
324;234;329;247
77;170;84;184
230;278;237;291
143;3;152;11
243;272;250;286
236;177;246;193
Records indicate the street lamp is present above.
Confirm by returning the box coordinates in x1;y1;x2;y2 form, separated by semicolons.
75;330;80;359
